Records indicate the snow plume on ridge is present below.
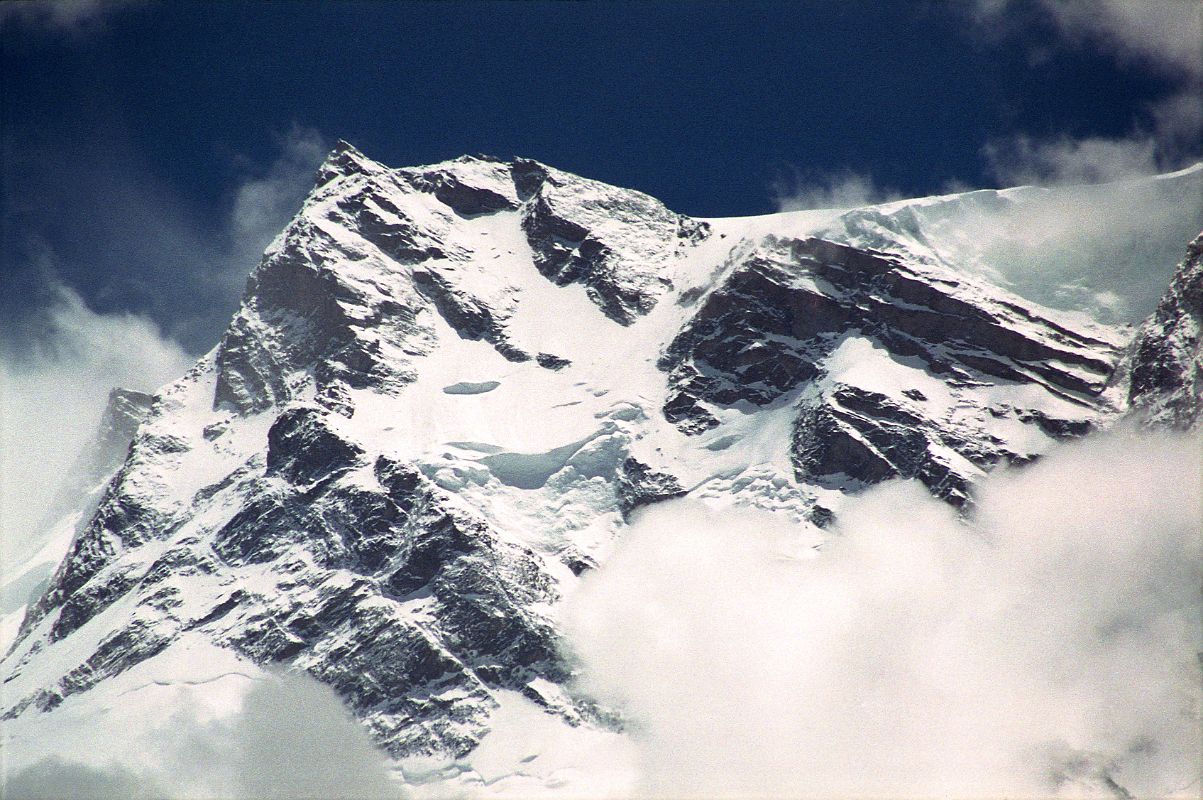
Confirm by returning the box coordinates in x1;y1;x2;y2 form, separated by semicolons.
228;125;328;265
0;282;190;564
983;134;1161;187
565;429;1202;798
907;166;1203;324
770;167;901;211
4;671;404;799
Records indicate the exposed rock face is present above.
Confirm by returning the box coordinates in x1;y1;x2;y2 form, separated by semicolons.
403;154;519;217
4;144;1155;766
1123;231;1203;429
45;387;156;522
514;158;709;324
92;389;156;469
661;237;1121;504
213;143;704;416
7;405;576;756
213;152;440;414
214;445;571;757
664;238;1117;414
793;386;974;507
616;457;687;518
5;145;712;757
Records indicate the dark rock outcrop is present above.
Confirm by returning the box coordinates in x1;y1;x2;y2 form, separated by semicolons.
213;216;436;414
792;386;981;507
664;237;1121;504
1123;231;1203;429
515;158;708;324
616;457;686;518
9;402;575;757
663;238;1117;421
266;406;364;484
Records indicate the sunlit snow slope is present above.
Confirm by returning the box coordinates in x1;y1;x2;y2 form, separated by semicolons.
3;143;1200;796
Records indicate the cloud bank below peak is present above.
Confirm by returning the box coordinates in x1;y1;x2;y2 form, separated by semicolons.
565;428;1202;799
3;670;404;800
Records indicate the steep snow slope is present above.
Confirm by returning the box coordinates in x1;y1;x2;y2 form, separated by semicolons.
3;145;1190;794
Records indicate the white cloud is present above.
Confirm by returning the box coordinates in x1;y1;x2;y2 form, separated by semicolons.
0;282;191;565
1150;90;1203;162
771;168;900;211
4;122;328;351
0;127;328;565
3;757;164;800
3;671;406;799
971;0;1201;82
971;1;1201;187
166;672;404;799
565;429;1202;798
1036;0;1201;82
983;134;1159;186
981;110;1202;189
229;126;328;260
0;0;142;32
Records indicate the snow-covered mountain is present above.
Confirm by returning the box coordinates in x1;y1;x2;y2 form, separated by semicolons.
2;144;1200;796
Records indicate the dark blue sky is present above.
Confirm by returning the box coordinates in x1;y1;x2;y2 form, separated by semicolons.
2;0;1197;353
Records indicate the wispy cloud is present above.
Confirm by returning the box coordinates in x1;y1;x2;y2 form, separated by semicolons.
0;0;143;33
0;126;327;564
983;134;1159;186
0;281;190;565
566;429;1202;798
1024;0;1200;82
972;0;1201;187
228;125;329;268
2;123;328;352
771;167;901;211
